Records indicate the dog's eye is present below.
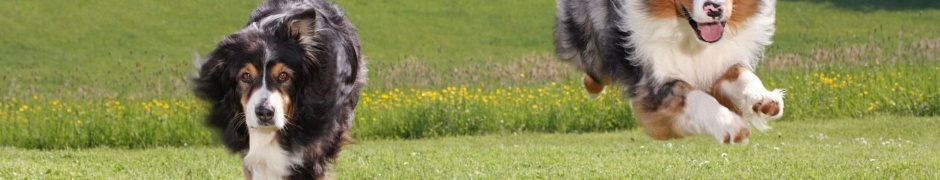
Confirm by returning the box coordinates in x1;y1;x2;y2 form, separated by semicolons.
240;73;252;83
277;72;290;82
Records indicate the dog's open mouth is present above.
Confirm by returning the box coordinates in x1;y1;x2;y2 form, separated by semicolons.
684;9;726;43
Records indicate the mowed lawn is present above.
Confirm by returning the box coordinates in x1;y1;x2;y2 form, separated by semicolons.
3;116;937;179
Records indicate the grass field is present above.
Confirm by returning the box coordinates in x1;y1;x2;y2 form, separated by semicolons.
2;0;939;95
1;0;940;178
3;116;938;179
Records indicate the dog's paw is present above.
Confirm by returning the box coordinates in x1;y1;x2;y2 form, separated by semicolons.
748;89;784;118
708;109;751;144
743;89;784;130
582;74;607;99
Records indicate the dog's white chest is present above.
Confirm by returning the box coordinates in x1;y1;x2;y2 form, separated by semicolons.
243;130;302;180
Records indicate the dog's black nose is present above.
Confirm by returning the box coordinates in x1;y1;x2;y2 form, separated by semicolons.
704;1;724;19
256;106;275;123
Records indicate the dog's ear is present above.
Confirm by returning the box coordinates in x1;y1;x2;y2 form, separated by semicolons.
286;10;318;62
287;9;317;42
193;40;236;103
193;56;227;102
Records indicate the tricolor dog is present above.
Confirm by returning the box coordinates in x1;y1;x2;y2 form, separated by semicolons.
192;0;365;179
554;0;783;143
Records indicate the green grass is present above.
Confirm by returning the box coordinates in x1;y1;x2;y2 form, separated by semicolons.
2;0;940;97
335;0;556;64
1;1;939;178
2;0;940;148
3;116;938;179
0;146;241;179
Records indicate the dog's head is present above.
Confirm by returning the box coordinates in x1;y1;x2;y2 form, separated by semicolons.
194;9;361;132
649;0;762;44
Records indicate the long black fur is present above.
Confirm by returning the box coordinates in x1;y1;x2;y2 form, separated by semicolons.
554;0;644;94
192;0;365;178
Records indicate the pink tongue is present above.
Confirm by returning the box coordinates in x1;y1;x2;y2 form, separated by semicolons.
697;23;723;42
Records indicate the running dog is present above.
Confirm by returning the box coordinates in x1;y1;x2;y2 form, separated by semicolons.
554;0;783;143
192;0;366;178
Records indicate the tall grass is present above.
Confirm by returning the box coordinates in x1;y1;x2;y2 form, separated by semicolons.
0;98;213;149
761;38;940;118
0;84;634;148
354;85;634;139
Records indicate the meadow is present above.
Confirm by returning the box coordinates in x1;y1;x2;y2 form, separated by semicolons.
3;116;939;179
1;0;939;178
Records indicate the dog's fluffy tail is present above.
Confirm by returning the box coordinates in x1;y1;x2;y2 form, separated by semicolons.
553;0;640;98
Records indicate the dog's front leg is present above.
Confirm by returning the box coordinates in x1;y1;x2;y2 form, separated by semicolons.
711;65;785;131
243;163;252;180
631;80;751;144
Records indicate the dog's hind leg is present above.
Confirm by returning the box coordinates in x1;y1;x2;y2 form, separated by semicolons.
711;65;785;131
582;73;611;99
631;80;750;144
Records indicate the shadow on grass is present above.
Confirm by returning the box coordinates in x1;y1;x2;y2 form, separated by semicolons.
791;0;940;11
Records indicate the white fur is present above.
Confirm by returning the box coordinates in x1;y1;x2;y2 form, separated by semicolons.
691;0;732;22
243;78;296;179
243;70;295;179
620;0;776;90
715;70;785;131
243;129;303;180
258;13;291;27
244;88;288;129
677;91;749;143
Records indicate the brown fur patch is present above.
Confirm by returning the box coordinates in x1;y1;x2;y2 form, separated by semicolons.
711;65;746;115
341;132;356;145
631;81;694;140
728;0;759;31
239;63;259;108
724;126;750;143
582;73;609;95
646;0;683;18
269;63;295;121
753;100;781;116
269;63;289;78
647;0;760;32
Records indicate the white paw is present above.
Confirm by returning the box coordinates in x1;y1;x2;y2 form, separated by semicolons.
743;89;785;130
708;109;751;144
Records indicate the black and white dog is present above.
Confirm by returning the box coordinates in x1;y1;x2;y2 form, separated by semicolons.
192;0;365;179
554;0;783;143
